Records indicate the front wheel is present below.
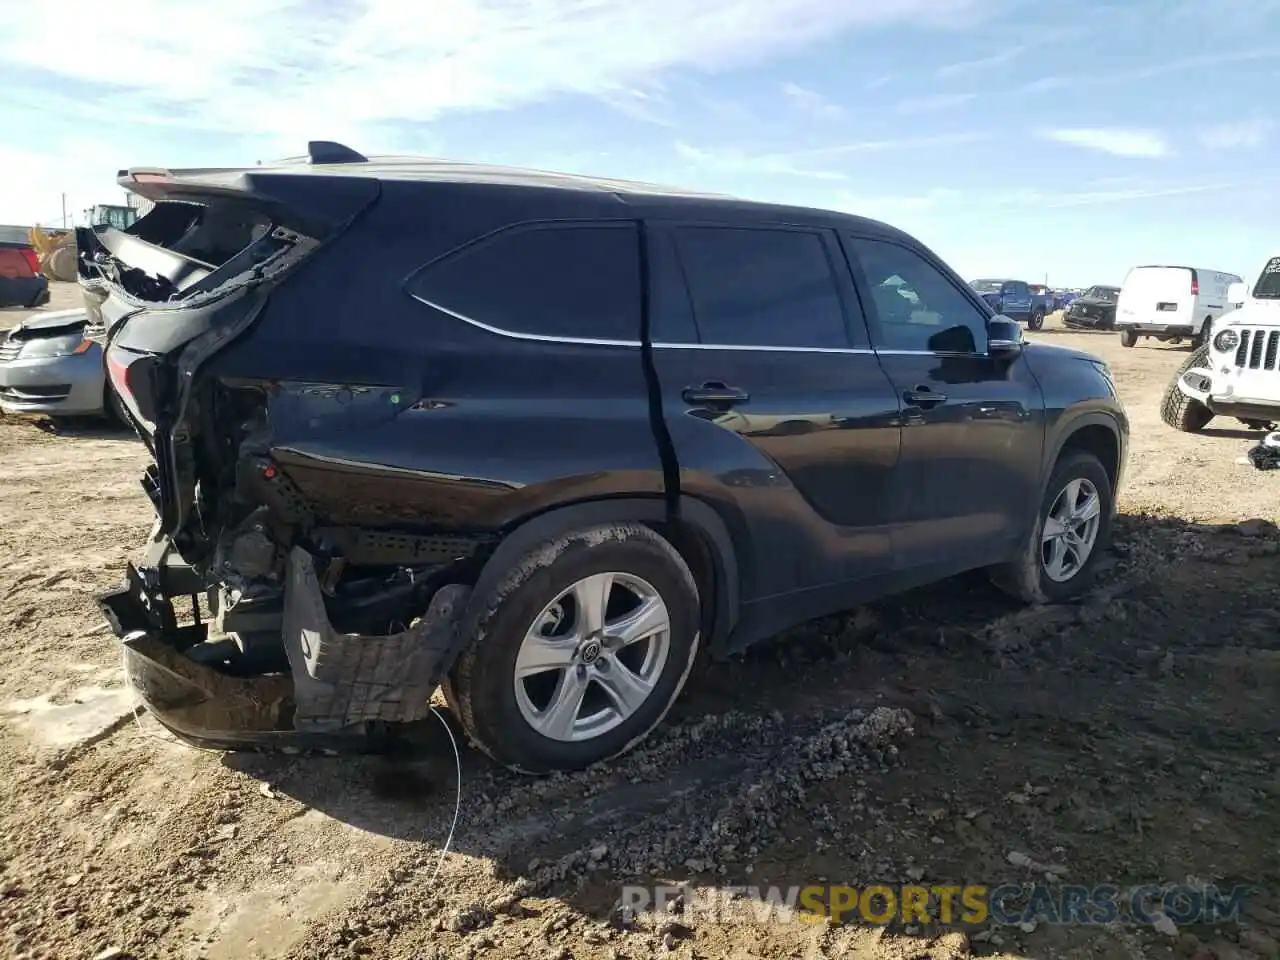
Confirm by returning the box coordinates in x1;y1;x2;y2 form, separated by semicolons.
1120;329;1138;348
1193;317;1214;350
443;523;701;773
1028;310;1045;331
1159;344;1214;433
990;450;1114;604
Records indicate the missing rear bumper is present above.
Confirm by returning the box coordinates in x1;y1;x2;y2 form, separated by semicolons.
99;547;472;749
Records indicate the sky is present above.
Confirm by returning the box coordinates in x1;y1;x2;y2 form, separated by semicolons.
2;0;1279;286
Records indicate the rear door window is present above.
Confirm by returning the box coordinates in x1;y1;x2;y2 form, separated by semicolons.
670;226;853;349
410;221;642;342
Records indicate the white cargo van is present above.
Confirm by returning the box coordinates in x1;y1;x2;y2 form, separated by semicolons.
1114;265;1243;348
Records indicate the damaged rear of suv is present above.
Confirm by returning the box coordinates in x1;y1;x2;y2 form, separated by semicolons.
94;143;702;772
95;142;1126;774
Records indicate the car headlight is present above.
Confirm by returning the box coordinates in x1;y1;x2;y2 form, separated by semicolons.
16;332;93;359
1213;329;1239;353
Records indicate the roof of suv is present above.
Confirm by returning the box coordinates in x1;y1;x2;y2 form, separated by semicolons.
124;155;735;199
119;148;912;241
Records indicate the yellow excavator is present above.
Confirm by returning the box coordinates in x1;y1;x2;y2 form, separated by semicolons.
29;202;150;282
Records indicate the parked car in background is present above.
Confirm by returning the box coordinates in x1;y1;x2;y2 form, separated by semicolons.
1030;284;1068;312
0;226;50;309
1062;285;1122;330
970;278;1048;329
1115;265;1243;348
92;143;1127;773
1162;256;1280;433
0;309;115;418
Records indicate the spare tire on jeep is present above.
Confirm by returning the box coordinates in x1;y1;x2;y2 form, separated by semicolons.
1160;344;1215;433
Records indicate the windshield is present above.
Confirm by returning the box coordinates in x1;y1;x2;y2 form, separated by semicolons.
1253;258;1280;299
970;279;1005;293
1085;286;1120;301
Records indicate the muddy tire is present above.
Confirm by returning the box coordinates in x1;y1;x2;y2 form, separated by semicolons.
442;523;700;774
1120;329;1138;347
1159;345;1214;433
1193;316;1214;350
990;450;1115;604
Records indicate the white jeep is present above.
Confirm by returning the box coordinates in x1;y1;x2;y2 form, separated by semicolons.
1161;257;1280;433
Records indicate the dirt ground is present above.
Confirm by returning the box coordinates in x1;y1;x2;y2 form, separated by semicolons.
1;303;1277;960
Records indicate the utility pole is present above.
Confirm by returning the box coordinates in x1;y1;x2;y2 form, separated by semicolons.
61;193;67;229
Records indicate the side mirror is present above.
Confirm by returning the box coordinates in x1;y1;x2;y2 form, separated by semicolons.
1227;281;1248;306
988;316;1025;356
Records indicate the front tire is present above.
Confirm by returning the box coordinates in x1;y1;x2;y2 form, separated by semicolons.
1159;344;1214;433
990;450;1114;604
443;523;700;773
1028;310;1045;331
1120;329;1138;347
1193;316;1214;350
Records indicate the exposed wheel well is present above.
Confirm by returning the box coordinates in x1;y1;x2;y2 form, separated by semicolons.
1058;424;1120;490
477;495;740;653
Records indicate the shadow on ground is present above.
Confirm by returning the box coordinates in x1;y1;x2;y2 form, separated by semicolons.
218;512;1280;959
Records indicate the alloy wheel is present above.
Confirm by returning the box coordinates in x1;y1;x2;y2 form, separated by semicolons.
1041;477;1102;582
513;572;672;742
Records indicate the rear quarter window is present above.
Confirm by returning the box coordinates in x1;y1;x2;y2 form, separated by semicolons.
408;221;642;342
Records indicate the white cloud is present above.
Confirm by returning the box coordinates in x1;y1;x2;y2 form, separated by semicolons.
934;44;1025;78
0;143;137;228
838;188;963;219
1024;46;1280;94
0;0;991;153
675;132;982;179
894;92;977;114
781;82;845;119
1040;127;1170;158
841;178;1254;219
1197;118;1273;149
675;142;848;180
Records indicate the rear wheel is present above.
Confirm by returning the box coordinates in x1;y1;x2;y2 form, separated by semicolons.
990;450;1114;604
1120;329;1138;348
443;523;701;773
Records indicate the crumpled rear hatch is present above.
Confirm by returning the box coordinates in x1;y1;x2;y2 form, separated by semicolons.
79;161;379;548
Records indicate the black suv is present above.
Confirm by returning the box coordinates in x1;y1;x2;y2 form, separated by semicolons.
89;143;1127;773
1063;285;1122;330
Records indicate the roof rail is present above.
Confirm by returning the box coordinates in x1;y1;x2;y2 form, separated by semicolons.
307;141;368;165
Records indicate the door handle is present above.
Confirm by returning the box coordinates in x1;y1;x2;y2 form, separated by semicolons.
682;382;750;406
903;385;947;408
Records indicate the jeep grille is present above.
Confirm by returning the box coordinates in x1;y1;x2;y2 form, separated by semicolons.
1234;329;1280;370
